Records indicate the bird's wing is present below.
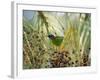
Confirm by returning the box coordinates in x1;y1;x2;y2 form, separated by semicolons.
52;37;63;46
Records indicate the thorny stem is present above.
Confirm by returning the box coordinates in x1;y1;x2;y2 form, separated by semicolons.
38;11;49;34
23;48;32;65
24;31;34;64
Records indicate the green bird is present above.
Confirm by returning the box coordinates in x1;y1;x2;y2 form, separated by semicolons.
48;34;63;47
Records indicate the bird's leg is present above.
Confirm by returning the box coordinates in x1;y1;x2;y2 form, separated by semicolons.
55;46;62;52
53;45;57;51
54;46;59;52
55;46;58;52
53;45;62;52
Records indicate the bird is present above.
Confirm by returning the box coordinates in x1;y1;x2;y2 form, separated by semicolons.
48;34;63;47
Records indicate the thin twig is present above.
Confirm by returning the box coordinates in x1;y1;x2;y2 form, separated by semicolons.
24;31;34;58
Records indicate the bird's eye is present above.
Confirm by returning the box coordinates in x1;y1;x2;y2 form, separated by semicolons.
48;34;55;40
48;35;52;38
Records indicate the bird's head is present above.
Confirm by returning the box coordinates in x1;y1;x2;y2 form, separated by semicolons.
48;34;55;40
